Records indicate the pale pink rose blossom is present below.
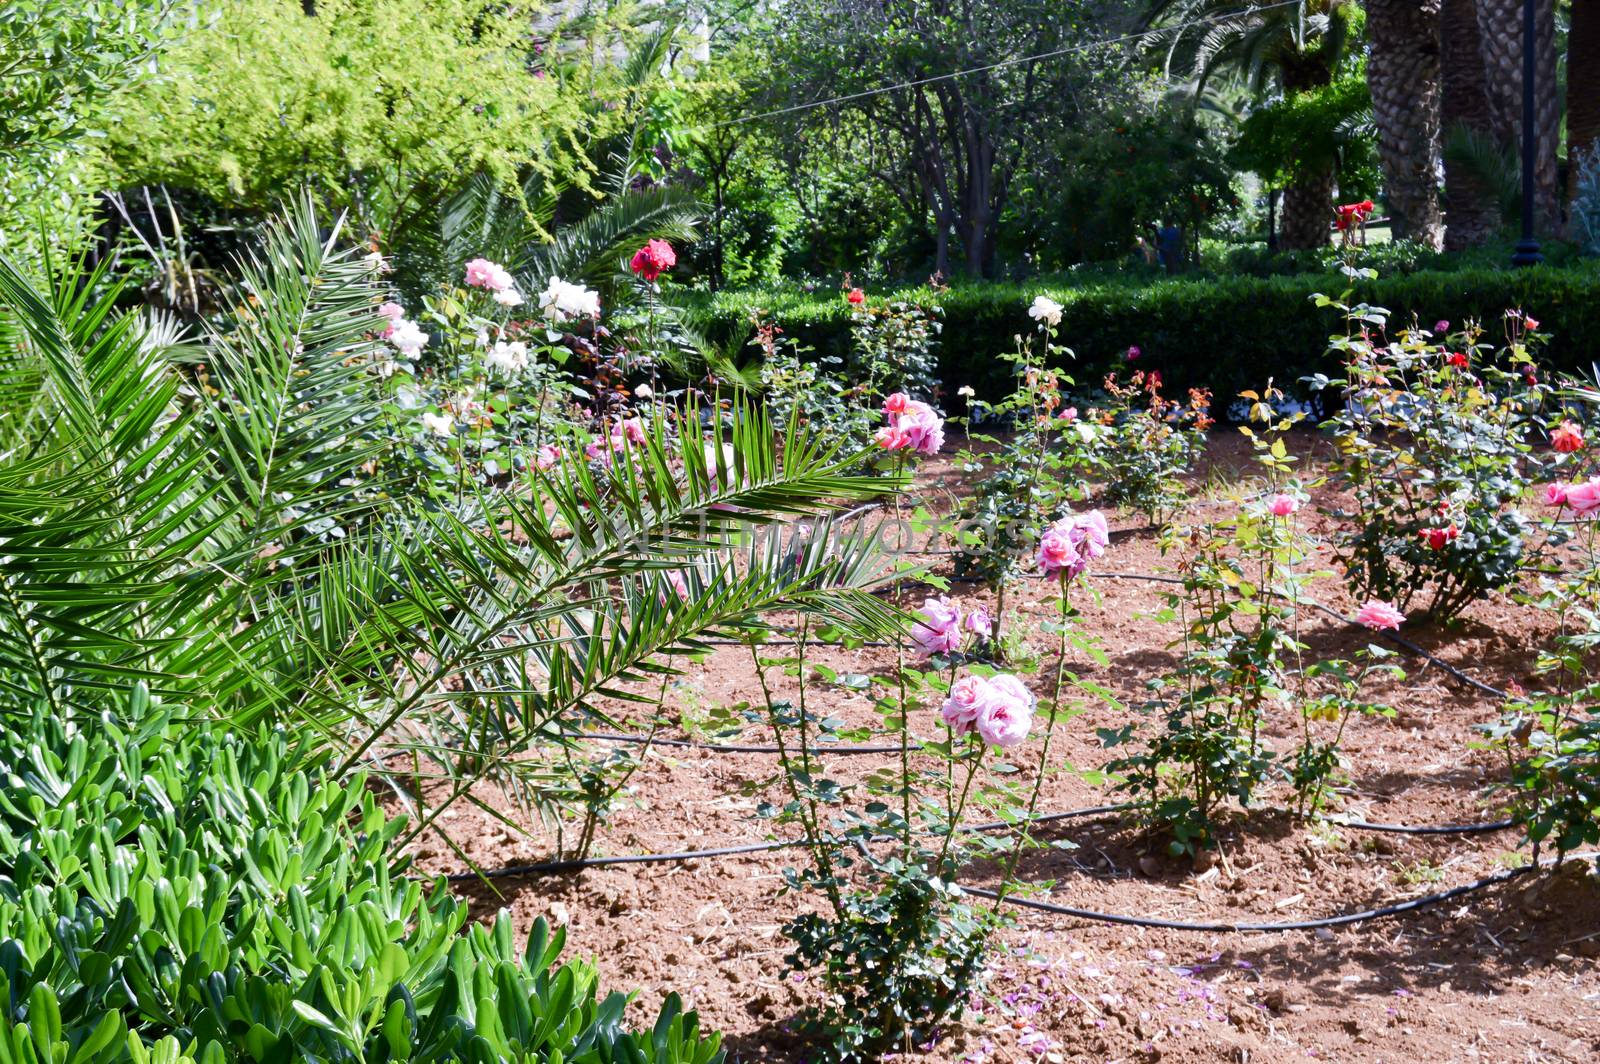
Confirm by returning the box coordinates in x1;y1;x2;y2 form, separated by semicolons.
1565;477;1600;515
535;444;560;470
1267;493;1300;517
1068;510;1110;565
1036;526;1079;579
1543;483;1570;507
910;596;964;656
940;675;989;735
975;674;1034;748
465;257;515;292
377;301;405;337
985;674;1036;714
621;418;647;445
965;605;992;637
1355;599;1405;631
1039;510;1109;578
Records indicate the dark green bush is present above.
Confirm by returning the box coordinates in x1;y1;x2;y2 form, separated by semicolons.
700;265;1600;405
0;688;724;1064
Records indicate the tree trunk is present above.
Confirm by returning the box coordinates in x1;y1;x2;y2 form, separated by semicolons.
1441;0;1503;249
1280;169;1336;250
1366;0;1444;248
1476;0;1560;233
1568;0;1600;204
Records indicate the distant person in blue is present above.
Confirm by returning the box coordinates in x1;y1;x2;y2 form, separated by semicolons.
1156;222;1183;274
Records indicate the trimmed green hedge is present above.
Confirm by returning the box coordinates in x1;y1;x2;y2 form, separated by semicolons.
0;691;724;1064
698;265;1600;403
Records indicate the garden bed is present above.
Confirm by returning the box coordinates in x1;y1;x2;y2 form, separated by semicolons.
407;432;1600;1063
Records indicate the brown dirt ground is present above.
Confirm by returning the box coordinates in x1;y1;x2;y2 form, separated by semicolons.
401;430;1600;1063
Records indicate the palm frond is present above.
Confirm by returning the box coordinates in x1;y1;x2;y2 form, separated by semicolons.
522;185;702;292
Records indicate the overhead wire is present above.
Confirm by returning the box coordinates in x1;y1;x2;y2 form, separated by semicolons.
699;0;1308;133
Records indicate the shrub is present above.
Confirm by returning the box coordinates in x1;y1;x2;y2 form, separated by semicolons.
1308;290;1549;619
1102;396;1398;853
698;265;1600;406
0;687;725;1064
1076;370;1213;526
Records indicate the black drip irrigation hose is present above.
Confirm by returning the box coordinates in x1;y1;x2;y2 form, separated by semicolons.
567;729;1514;833
447;819;1589;934
965;850;1600;934
574;730;913;755
445;803;1135;882
444;799;1515;885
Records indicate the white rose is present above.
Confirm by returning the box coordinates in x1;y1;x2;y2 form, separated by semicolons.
1028;295;1063;328
421;411;454;436
485;341;530;375
539;277;601;321
390;319;429;356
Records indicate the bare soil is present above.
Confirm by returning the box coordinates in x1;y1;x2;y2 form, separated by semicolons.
405;431;1600;1063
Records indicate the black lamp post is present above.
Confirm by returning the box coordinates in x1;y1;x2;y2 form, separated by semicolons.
1511;0;1544;266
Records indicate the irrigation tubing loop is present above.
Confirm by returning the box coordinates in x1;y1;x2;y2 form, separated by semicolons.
447;819;1589;935
446;798;1515;885
461;552;1532;928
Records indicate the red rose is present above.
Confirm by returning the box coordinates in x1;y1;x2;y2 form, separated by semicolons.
1446;352;1469;370
1419;525;1458;551
1552;420;1585;453
846;287;865;304
629;239;677;282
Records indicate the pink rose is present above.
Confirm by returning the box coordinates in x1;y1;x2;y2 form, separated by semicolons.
535;444;560;470
898;407;945;456
1267;493;1300;517
1434;320;1450;334
1566;477;1600;515
465;257;514;292
911;595;963;656
880;394;945;457
965;605;991;637
621;418;647;445
1058;406;1078;422
975;674;1034;749
377;301;405;338
940;675;988;735
1126;345;1141;361
1068;510;1110;565
1039;510;1109;578
664;569;690;603
1036;526;1079;579
1355;599;1405;631
1544;483;1570;507
874;425;911;450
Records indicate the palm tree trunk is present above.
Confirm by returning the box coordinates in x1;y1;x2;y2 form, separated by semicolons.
1476;0;1560;233
1280;169;1335;250
1568;0;1600;205
1366;0;1445;248
1441;0;1503;248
